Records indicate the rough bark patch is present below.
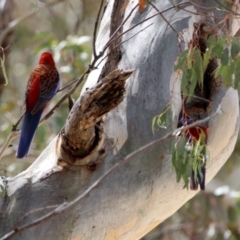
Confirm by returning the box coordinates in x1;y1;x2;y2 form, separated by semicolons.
57;69;133;165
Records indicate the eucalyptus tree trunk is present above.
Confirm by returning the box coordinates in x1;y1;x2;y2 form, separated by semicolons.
0;1;239;240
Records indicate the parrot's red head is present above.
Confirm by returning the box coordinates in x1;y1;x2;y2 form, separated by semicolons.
38;52;56;66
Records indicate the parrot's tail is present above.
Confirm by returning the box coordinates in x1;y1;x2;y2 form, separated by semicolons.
16;110;43;158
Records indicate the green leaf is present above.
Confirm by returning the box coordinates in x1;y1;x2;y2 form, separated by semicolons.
178;137;187;156
215;64;226;79
171;143;177;167
181;68;192;97
234;58;240;86
207;35;217;52
203;50;210;73
187;50;193;70
187;68;197;102
182;171;189;189
152;116;157;134
0;185;6;198
221;47;229;66
222;65;232;87
230;62;237;88
231;37;240;59
211;38;225;58
173;137;188;183
171;128;207;190
152;106;170;133
174;50;188;70
193;49;203;87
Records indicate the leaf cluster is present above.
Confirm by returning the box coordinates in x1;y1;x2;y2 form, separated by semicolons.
175;48;203;102
170;34;240;189
212;36;240;88
175;35;240;95
172;129;207;189
152;105;170;134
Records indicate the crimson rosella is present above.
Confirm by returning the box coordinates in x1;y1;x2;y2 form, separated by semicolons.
178;106;208;190
16;52;60;158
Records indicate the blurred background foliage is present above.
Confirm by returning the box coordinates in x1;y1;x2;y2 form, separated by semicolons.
0;1;240;239
0;0;97;170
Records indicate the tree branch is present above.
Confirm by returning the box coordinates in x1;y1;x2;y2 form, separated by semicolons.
57;69;133;162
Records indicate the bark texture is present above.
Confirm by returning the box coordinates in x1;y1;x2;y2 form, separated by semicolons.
0;1;239;240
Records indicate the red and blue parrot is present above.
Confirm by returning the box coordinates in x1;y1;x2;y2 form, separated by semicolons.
16;52;60;158
178;107;208;190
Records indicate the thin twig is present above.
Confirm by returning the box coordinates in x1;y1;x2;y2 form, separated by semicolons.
148;1;183;39
105;2;192;53
213;0;240;16
183;94;212;103
12;113;24;131
14;205;60;228
40;69;90;125
92;0;105;58
96;1;193;68
0;113;23;161
94;4;139;67
173;105;221;136
103;4;139;51
57;79;78;92
147;0;184;52
188;0;240;16
96;23;153;68
0;131;20;160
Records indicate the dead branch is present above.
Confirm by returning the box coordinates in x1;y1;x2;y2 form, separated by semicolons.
57;69;133;164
